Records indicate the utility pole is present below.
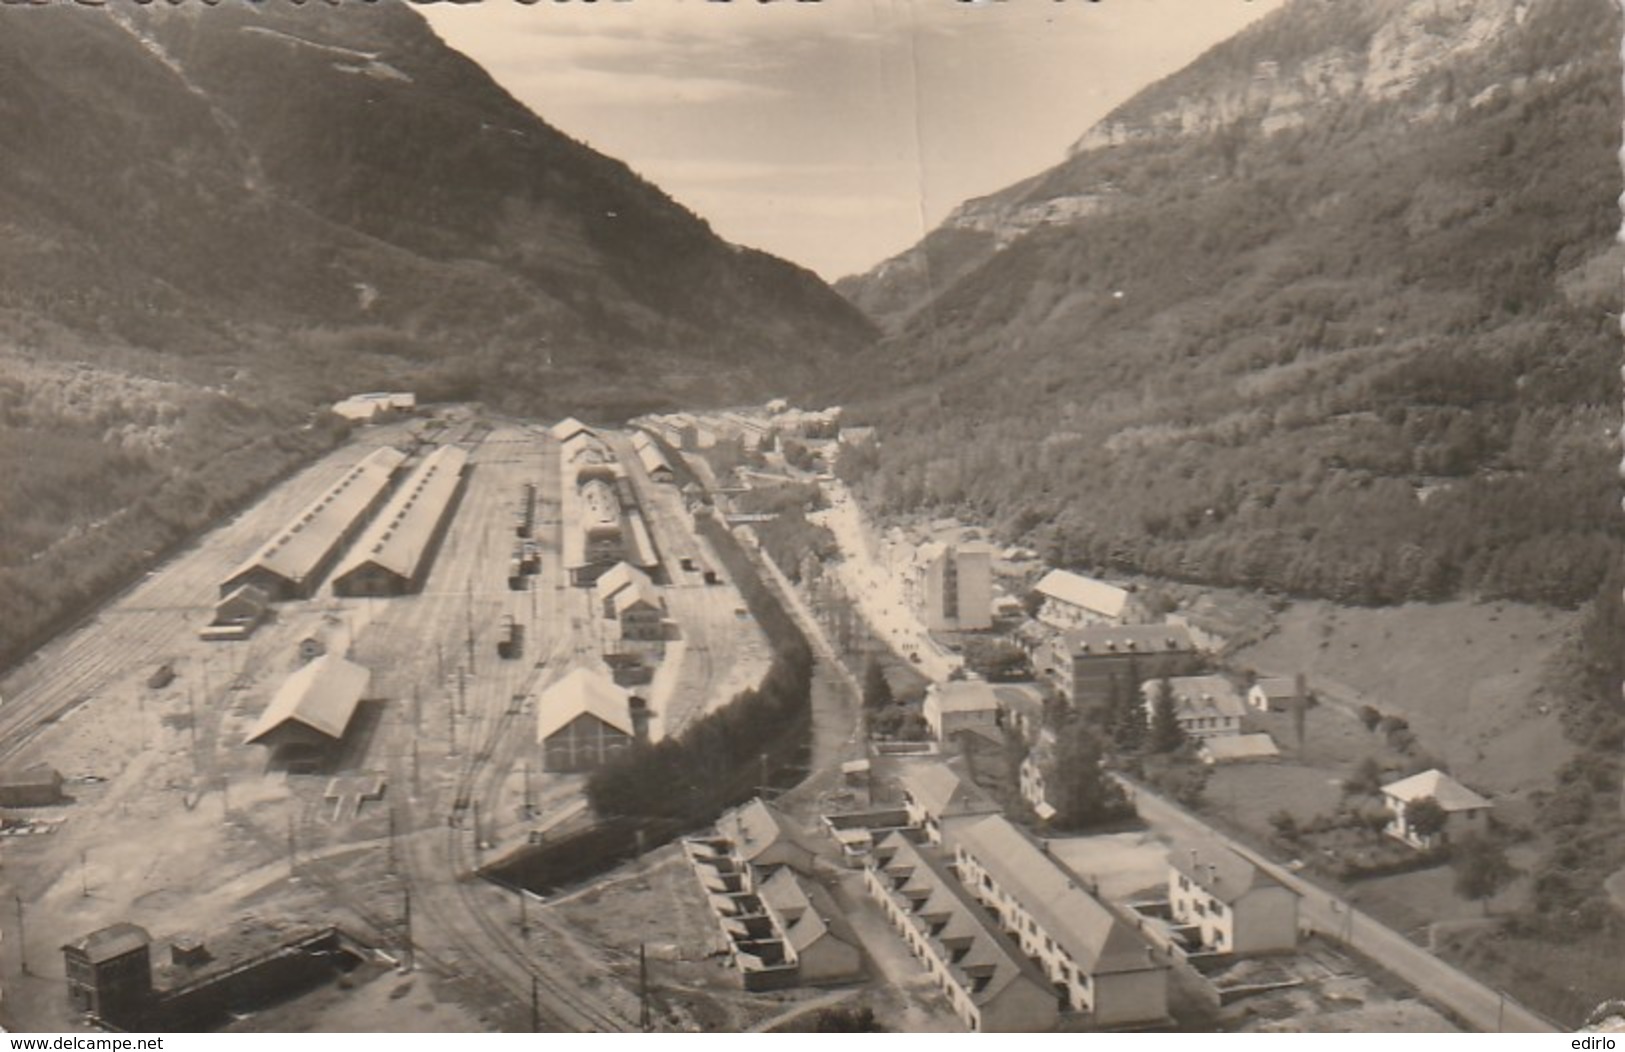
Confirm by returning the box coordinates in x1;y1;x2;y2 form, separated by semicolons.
457;668;467;716
402;886;414;972
472;800;482;860
220;773;230;820
518;887;529;937
449;701;458;757
523;759;533;816
80;850;89;898
388;806;398;873
639;942;652;1032
14;894;26;975
531;975;541;1033
412;740;421;798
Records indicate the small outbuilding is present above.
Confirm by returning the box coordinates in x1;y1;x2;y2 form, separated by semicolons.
0;763;66;807
62;923;155;1024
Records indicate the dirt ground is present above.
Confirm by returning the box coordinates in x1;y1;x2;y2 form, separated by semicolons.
543;844;836;1033
1220;942;1459;1033
0;410;785;1034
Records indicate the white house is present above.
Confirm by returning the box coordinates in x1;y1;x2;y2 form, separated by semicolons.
1169;840;1298;956
1034;570;1147;630
1247;676;1301;713
923;681;1002;743
1381;769;1492;850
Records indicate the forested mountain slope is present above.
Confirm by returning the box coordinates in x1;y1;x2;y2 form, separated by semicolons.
837;0;1620;608
0;0;874;666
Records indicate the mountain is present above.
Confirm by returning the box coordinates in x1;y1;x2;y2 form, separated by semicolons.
0;1;874;669
0;1;875;414
834;0;1622;608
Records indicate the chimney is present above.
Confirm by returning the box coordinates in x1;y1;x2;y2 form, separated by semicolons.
1207;863;1219;887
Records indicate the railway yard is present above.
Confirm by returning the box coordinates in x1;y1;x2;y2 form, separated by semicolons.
0;406;769;1032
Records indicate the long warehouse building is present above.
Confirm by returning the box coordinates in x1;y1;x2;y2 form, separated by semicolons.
332;445;469;597
220;446;408;601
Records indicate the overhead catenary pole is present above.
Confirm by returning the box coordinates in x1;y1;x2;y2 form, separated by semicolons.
14;894;27;975
531;975;540;1033
402;885;414;972
640;942;652;1032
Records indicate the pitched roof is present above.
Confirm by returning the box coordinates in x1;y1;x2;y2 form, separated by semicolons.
930;680;1000;715
0;763;62;789
594;562;653;606
1381;768;1492;811
247;654;370;743
716;797;817;868
612;576;663;617
1060;623;1195;657
536;667;634;742
1036;569;1132;618
216;583;271;615
871;832;1052;1006
551;416;595;442
948;815;1157;976
332;445;467;581
63;923;151;964
897;762;1000;821
226;446;406;589
1200;734;1280;762
1252;676;1299;699
758;868;858;955
1145;675;1247;720
1170;838;1283;904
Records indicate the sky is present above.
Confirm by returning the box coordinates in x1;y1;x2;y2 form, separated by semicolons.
419;0;1285;281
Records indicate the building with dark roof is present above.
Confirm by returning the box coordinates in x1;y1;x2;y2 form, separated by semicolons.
1038;623;1200;708
62;923;155;1023
865;832;1059;1032
331;446;467;597
221;447;407;600
0;763;65;807
947;814;1169;1025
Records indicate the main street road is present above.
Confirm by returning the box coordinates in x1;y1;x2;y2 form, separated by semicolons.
1121;777;1561;1033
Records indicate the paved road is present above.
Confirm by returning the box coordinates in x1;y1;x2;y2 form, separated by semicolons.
812;480;960;683
1122;777;1561;1033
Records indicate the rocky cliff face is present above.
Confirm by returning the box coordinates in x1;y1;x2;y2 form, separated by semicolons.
830;0;1621;610
838;0;1554;332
